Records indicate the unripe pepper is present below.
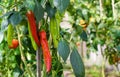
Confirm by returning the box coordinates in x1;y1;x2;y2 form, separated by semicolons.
26;10;40;47
39;30;52;72
50;17;59;48
7;24;14;46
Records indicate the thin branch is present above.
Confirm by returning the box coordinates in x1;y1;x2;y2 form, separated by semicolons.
99;0;104;18
81;41;84;58
16;26;34;77
36;47;41;77
112;0;115;19
36;22;42;77
100;45;105;77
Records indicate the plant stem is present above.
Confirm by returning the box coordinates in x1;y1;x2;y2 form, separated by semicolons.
99;0;104;18
16;26;34;77
81;41;84;58
15;0;18;10
36;47;41;77
112;0;115;19
102;61;105;77
115;64;120;75
100;45;105;77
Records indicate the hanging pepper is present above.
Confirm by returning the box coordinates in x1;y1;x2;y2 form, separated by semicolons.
28;23;37;50
39;30;52;72
50;17;59;48
26;10;40;47
7;24;14;47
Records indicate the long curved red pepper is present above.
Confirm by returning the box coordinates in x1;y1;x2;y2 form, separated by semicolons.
26;10;40;47
39;30;52;72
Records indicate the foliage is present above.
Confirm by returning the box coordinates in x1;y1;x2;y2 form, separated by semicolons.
1;0;120;77
67;0;120;65
0;0;85;77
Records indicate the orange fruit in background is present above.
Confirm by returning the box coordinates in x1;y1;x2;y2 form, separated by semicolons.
9;39;19;49
76;42;80;46
79;19;88;30
80;20;86;25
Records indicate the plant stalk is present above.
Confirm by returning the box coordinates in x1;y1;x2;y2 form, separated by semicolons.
100;45;105;77
36;47;41;77
99;0;104;18
80;41;84;58
112;0;115;19
16;26;34;77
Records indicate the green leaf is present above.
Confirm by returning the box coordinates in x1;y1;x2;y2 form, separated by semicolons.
24;0;35;11
0;51;2;62
40;0;47;7
9;12;22;26
76;9;83;18
15;55;21;66
74;0;81;3
46;3;56;18
92;40;98;51
34;2;44;23
116;45;120;51
13;66;23;77
53;0;70;13
1;11;14;18
13;72;20;77
49;0;54;7
70;48;85;77
80;30;87;41
58;39;70;62
75;25;83;34
1;19;8;31
98;22;106;29
109;26;120;39
0;31;4;44
82;9;89;22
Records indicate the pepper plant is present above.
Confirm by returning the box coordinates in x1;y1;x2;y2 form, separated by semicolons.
0;0;85;77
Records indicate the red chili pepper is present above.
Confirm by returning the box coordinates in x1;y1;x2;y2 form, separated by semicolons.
26;10;40;47
39;30;52;72
9;39;19;49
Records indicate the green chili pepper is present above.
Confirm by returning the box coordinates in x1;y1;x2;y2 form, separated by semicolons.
50;17;59;48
